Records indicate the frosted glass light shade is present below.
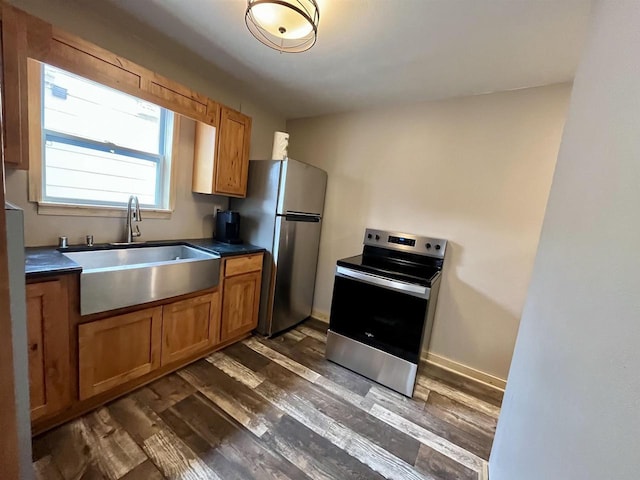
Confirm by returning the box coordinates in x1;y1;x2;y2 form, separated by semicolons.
246;0;320;53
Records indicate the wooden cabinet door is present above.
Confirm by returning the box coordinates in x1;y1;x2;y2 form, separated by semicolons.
2;5;30;170
161;291;220;365
26;280;71;421
78;307;162;400
221;271;261;342
215;106;251;197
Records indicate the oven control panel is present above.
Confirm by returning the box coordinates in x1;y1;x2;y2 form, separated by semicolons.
363;228;447;258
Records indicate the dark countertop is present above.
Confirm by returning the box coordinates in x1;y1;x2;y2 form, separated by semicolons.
25;247;83;278
25;238;266;279
178;238;266;257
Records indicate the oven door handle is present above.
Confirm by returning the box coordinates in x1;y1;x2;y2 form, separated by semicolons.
336;266;431;299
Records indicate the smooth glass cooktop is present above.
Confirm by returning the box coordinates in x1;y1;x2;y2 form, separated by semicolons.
336;254;440;286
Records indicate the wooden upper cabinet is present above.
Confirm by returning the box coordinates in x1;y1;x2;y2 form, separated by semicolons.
161;291;220;365
193;106;252;198
26;279;71;421
0;4;237;170
78;307;162;400
1;5;31;169
216;107;252;197
192;118;218;194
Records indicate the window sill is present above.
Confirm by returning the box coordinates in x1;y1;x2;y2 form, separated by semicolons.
36;202;173;219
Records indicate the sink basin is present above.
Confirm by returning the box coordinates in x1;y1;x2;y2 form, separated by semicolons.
63;245;220;315
64;245;217;270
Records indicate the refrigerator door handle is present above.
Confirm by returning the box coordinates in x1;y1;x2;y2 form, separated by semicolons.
283;212;321;222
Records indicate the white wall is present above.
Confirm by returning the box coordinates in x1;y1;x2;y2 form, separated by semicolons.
4;0;285;246
490;1;640;478
287;84;571;380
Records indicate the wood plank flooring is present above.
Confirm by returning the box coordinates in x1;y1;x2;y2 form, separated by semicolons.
32;319;503;480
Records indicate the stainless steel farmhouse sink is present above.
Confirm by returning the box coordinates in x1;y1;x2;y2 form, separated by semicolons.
63;245;220;315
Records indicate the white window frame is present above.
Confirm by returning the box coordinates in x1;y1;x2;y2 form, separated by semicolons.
27;59;179;219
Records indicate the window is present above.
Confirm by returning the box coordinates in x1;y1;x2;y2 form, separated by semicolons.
40;64;174;210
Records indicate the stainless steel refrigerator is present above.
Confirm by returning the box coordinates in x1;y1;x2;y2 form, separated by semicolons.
231;158;327;336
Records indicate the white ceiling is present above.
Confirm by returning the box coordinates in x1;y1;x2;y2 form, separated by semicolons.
105;0;593;119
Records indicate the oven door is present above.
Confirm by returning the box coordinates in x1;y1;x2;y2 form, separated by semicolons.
329;266;430;364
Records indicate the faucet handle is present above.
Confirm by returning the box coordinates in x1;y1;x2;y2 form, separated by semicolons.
133;225;141;238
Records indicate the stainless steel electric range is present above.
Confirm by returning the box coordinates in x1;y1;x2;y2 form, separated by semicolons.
325;228;447;397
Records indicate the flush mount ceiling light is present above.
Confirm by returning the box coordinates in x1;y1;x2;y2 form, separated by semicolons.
245;0;320;53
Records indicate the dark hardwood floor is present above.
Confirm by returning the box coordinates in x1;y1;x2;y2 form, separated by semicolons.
32;319;502;480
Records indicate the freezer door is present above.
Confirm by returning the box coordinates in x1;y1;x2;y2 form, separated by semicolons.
271;214;322;334
277;159;327;215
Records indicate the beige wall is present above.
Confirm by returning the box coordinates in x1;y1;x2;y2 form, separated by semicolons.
7;118;229;246
287;83;571;380
4;0;285;246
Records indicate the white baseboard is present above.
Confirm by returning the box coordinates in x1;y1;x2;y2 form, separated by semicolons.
309;309;505;392
479;460;490;480
423;352;506;391
310;309;329;322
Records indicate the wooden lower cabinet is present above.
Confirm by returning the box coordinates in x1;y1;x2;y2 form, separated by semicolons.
221;270;262;342
78;291;221;401
29;252;263;431
78;307;162;400
161;291;220;365
26;279;71;421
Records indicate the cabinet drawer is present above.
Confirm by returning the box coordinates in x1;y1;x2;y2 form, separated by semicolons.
225;253;263;277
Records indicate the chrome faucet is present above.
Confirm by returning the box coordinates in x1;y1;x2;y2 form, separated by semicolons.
125;195;142;243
